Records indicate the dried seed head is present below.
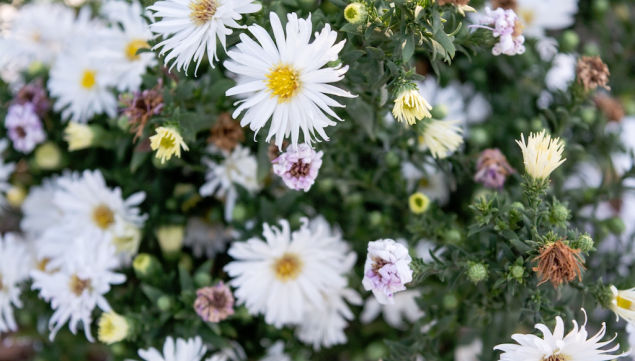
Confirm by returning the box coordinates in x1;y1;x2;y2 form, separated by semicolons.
208;113;244;152
576;56;610;92
532;240;585;287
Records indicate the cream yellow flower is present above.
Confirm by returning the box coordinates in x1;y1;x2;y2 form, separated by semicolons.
156;225;185;254
6;185;27;208
149;126;189;164
344;2;368;24
392;88;432;125
516;130;566;180
64;122;94;151
97;312;130;344
419;119;463;159
609;285;635;323
409;192;430;214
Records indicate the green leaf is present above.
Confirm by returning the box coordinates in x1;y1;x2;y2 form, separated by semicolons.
401;35;415;63
178;264;194;291
141;285;164;303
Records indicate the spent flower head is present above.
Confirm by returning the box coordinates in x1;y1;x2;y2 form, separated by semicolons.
577;56;610;92
532;239;584;288
194;282;235;323
392;87;432;126
272;144;323;192
362;239;413;305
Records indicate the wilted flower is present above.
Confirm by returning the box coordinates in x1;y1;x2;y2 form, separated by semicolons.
63;122;95;151
149;126;189;163
344;2;367;24
474;148;515;189
472;7;525;56
120;84;164;140
420;119;464;159
392;87;432;125
5;103;46;153
608;285;635;324
97;312;130;345
576;56;610;92
194;282;235;323
363;239;413;305
272;144;323;192
409;192;430;214
516;130;566;180
208;113;244;152
532;239;584;287
13;79;50;117
594;93;624;122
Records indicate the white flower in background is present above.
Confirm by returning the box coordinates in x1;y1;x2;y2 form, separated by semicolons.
627;324;635;358
138;336;207;361
416;239;446;263
455;339;483;361
259;342;291;361
101;0;156;92
0;139;15;207
0;233;31;333
225;218;353;328
205;341;246;361
515;0;578;39
535;37;558;61
360;290;423;329
148;0;261;73
224;12;355;148
48;49;117;123
416;77;491;125
184;217;238;258
31;236;125;341
200;145;260;221
494;311;628;361
20;174;75;241
546;53;577;92
401;162;451;205
420;119;464;159
362;239;413;305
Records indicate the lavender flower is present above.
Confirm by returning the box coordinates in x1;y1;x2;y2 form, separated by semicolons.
474;148;515;189
472;7;525;56
362;239;413;305
5;104;46;153
194;282;235;323
272;144;323;192
14;80;50;117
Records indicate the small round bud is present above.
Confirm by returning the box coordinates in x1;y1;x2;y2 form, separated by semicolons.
560;30;579;52
592;0;609;16
34;142;63;170
445;229;461;244
580;107;596;124
511;265;524;279
606;217;625;235
468;127;488;147
179;254;193;271
576;234;594;252
409;192;430;214
369;211;383;227
194;272;212;287
583;43;600;56
442;294;458;310
550;203;570;223
467;263;488;283
157;296;172;311
133;253;160;279
430;104;448;120
6;185;27;208
156;225;184;255
231;204;247;222
344;2;368;24
318;178;334;192
384;151;400;168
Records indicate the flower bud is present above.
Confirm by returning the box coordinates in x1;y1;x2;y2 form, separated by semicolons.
560;30;579;52
34;142;62;170
511;265;524;279
157;296;172;311
430;104;448;120
63;122;96;151
132;253;161;279
6;185;26;208
156;225;184;255
443;293;458;310
575;234;594;252
97;312;131;345
467;262;488;283
549;203;570;224
606;217;625;235
343;2;368;24
409;192;430;214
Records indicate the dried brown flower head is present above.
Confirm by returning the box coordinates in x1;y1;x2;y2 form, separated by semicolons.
208;113;244;152
120;82;164;141
437;0;470;6
594;93;624;122
532;240;585;287
576;56;610;92
491;0;517;10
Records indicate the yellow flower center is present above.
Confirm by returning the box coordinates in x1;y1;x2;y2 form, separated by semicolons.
273;253;302;281
80;70;97;89
70;274;92;296
126;39;150;61
266;65;301;103
37;258;50;272
189;0;217;26
617;295;633;310
93;204;115;230
519;8;535;26
160;134;176;150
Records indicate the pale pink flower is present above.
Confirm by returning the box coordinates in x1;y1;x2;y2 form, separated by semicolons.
272;144;323;192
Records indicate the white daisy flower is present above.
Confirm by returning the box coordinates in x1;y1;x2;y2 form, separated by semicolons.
455;339;483;361
184;217;238;258
225;217;352;328
31;236;125;341
148;0;261;73
416;77;491;125
516;0;578;39
360;289;423;329
200;145;260;221
627;324;635;356
0;139;15;207
546;53;577;92
400;162;451;205
224;12;355;148
101;0;157;92
48;47;118;123
494;310;629;361
0;233;31;333
138;336;207;361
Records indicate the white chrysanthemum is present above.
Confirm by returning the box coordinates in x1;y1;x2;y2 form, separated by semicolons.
224;12;355;148
516;0;578;39
455;339;483;361
627;324;635;356
200;145;260;221
420;119;464;159
516;130;566;180
0;139;15;207
416;77;491;125
360;290;423;329
259;342;291;361
48;48;117;123
184;217;238;258
148;0;261;73
609;285;635;324
138;336;207;361
494;311;629;361
225;218;352;328
0;2;75;68
31;236;125;341
38;170;146;265
546;53;577;92
101;0;157;92
0;233;31;333
400;162;451;205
